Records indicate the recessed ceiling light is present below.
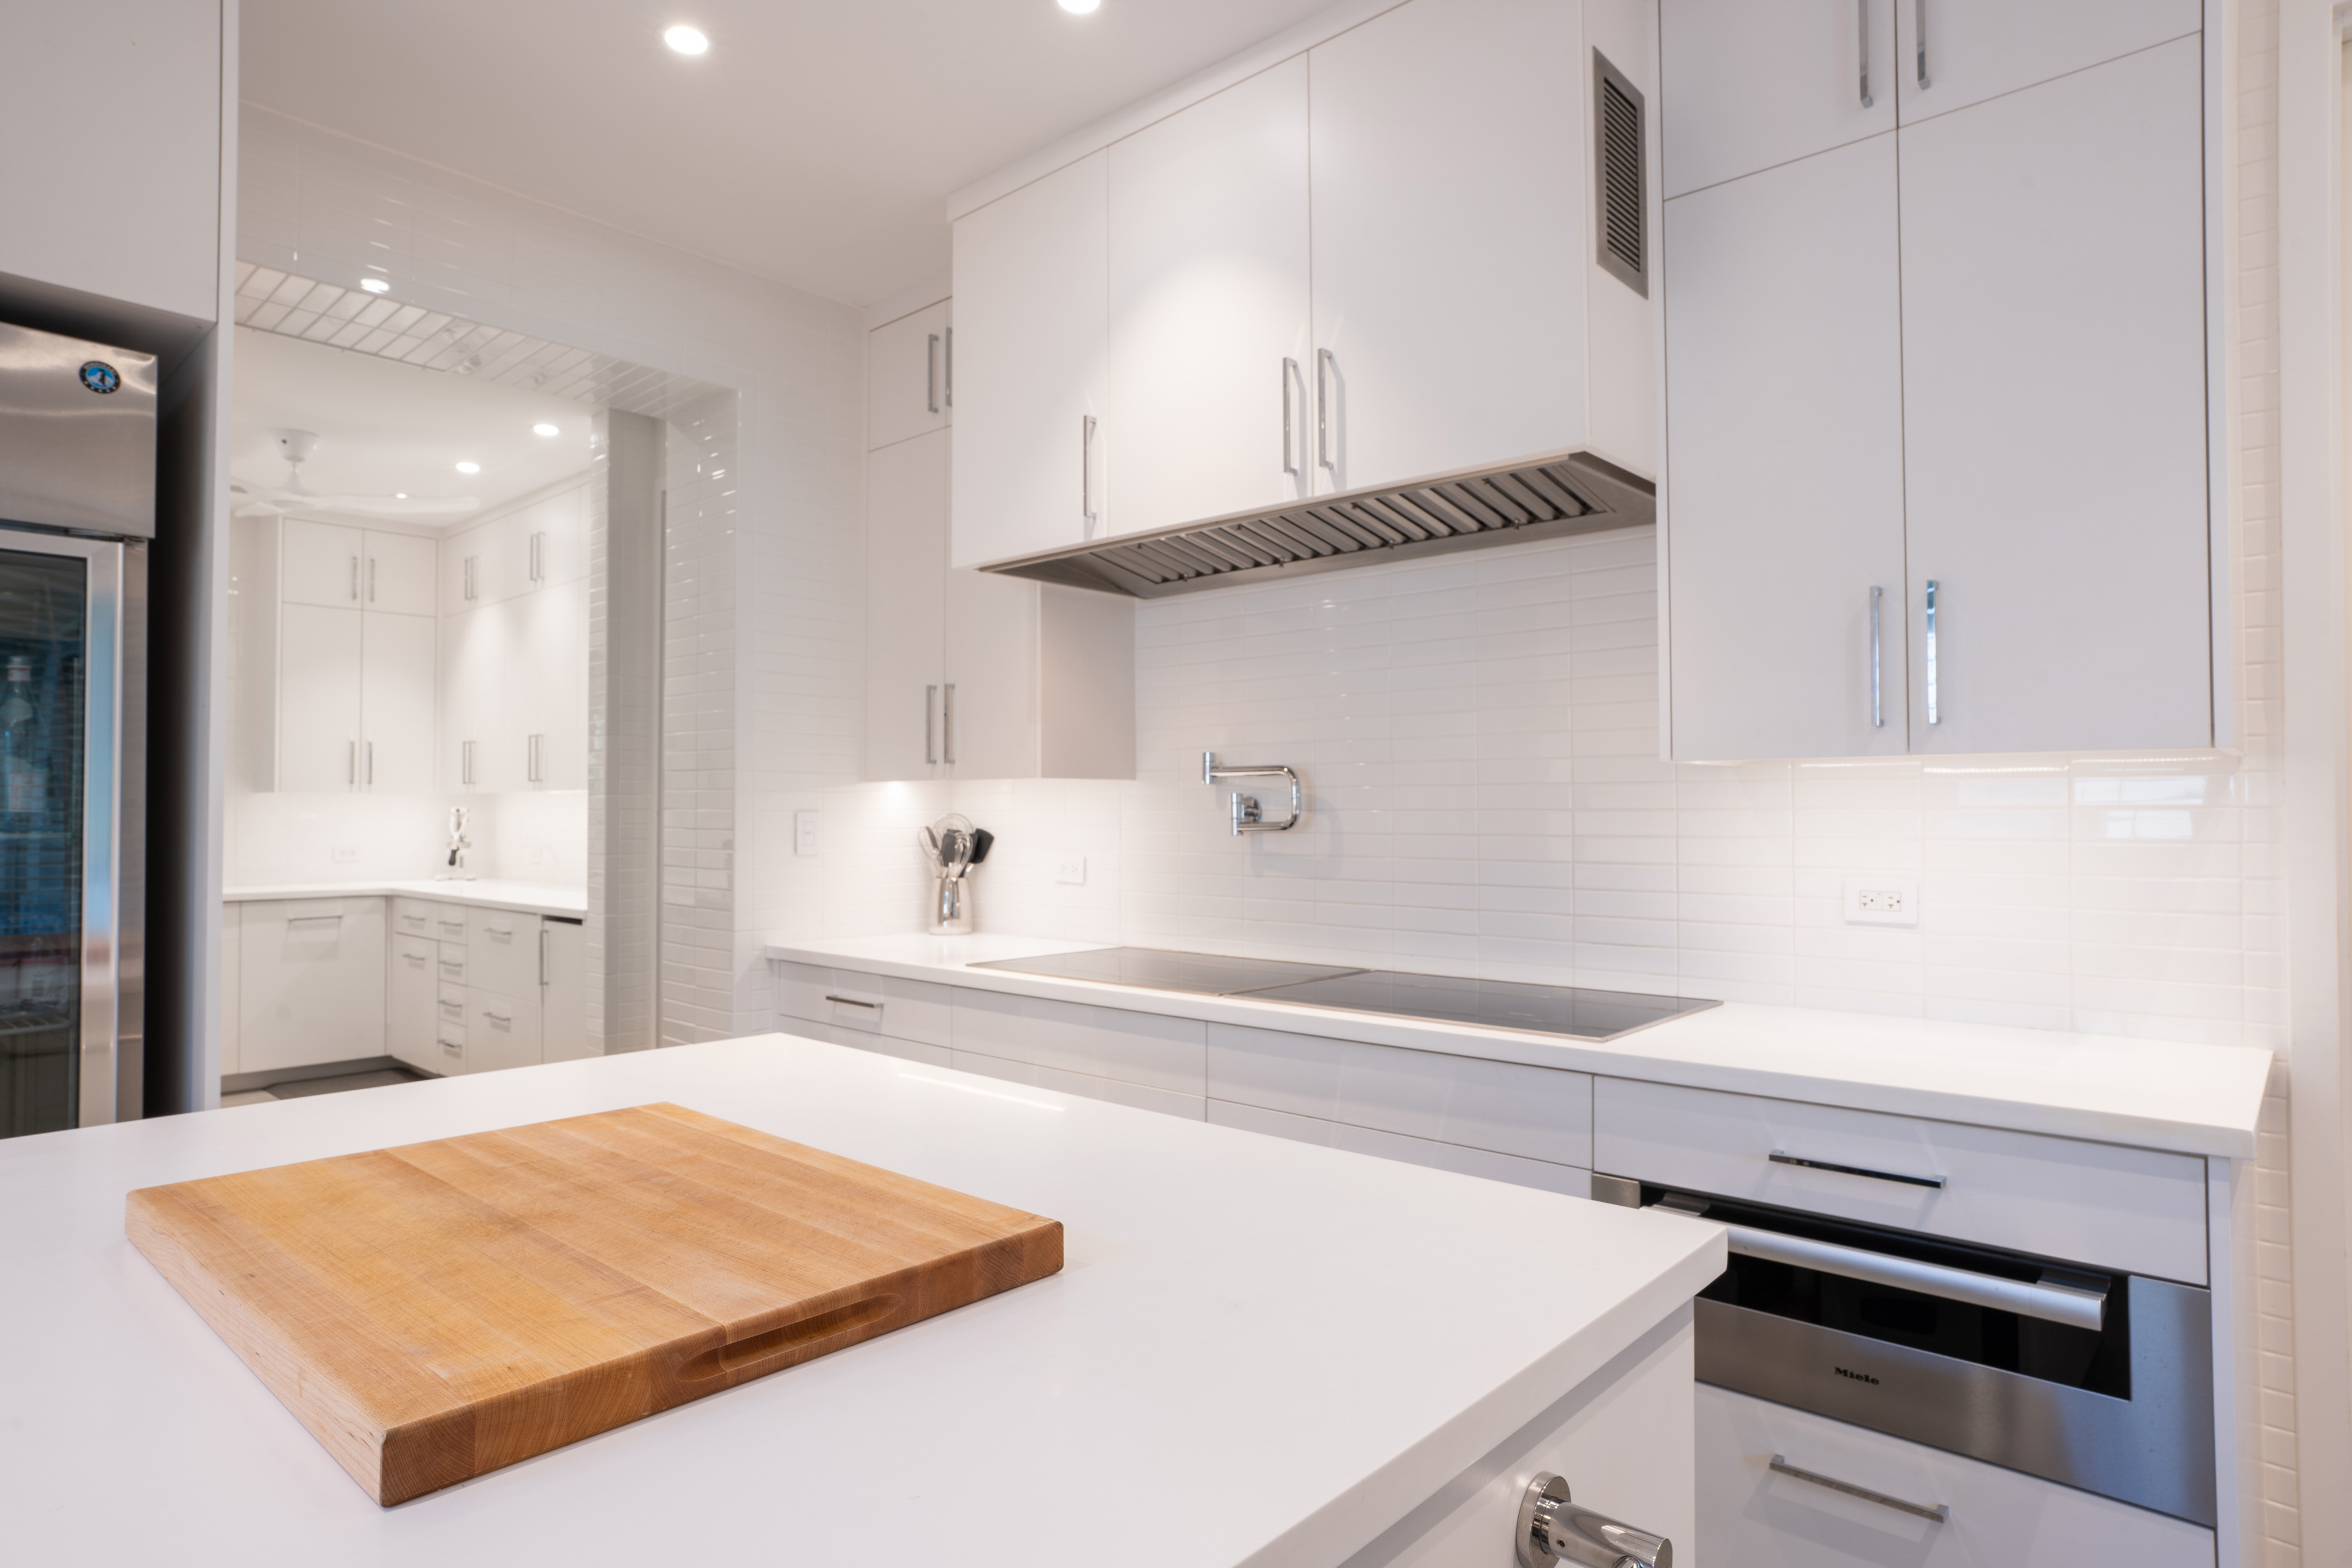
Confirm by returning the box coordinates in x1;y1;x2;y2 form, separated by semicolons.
532;423;560;437
359;278;390;294
455;461;481;475
1058;0;1100;12
394;493;408;500
664;24;708;54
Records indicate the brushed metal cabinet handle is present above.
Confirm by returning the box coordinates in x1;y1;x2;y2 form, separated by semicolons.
927;332;941;415
943;683;956;765
539;926;550;987
1769;1149;1944;1189
1316;347;1336;472
1914;0;1929;86
1858;0;1873;107
925;684;938;765
1771;1456;1949;1523
823;994;880;1010
350;555;359;601
1081;414;1099;531
347;739;357;787
366;740;374;787
1924;579;1940;726
1281;357;1300;478
1869;585;1882;728
944;326;953;408
368;556;377;602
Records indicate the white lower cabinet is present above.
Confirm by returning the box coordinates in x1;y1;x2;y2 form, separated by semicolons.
387;935;438;1072
541;919;588;1061
1698;1384;2214;1567
237;898;388;1073
217;906;242;1078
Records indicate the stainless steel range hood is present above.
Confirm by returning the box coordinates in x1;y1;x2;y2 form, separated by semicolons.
977;448;1655;600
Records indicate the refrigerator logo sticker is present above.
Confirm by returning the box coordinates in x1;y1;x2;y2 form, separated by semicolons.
78;362;120;394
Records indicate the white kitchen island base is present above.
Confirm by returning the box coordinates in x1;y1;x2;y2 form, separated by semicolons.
0;1034;1722;1567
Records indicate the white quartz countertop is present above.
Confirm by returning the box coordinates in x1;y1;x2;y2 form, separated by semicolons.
765;934;2273;1160
222;878;587;919
0;1034;1723;1567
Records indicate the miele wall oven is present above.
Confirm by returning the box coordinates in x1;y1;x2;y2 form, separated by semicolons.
1594;1174;2215;1528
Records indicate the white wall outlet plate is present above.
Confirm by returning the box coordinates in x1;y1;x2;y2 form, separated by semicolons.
331;845;357;864
794;810;820;857
1843;877;1919;927
1055;854;1086;886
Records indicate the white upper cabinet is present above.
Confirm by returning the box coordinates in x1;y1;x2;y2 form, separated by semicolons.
1659;0;1895;197
1664;134;1909;760
282;518;363;609
363;530;436;618
951;152;1108;567
360;611;436;793
1892;0;2200;125
864;430;949;781
1309;0;1597;494
869;299;952;452
1898;38;2209;754
1106;56;1312;536
277;603;363;792
513;579;587;789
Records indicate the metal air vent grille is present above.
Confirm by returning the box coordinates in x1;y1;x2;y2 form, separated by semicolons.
1595;52;1647;297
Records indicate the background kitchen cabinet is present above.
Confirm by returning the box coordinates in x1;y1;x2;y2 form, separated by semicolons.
359;611;436;792
1658;1;2219;760
1663;135;1909;760
1105;55;1311;536
512;583;586;789
282;518;364;608
951;152;1107;567
1659;0;1894;197
237;898;386;1073
218;906;242;1078
276;603;363;791
866;415;1135;780
869;297;951;451
440;482;588;612
363;530;436;617
437;484;588;792
388;934;438;1072
541;919;589;1062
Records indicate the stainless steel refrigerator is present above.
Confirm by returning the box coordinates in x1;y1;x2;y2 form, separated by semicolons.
0;321;152;1137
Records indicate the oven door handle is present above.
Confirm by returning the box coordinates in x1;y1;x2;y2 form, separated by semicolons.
1725;1224;2107;1331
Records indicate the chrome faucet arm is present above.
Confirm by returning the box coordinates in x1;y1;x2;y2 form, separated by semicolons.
1202;752;1304;835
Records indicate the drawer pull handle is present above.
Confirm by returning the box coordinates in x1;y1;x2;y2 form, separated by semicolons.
1770;1455;1948;1523
1725;1223;2106;1330
1769;1150;1943;1189
824;994;880;1011
287;915;343;929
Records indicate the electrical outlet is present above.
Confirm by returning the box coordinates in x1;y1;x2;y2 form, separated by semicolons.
1843;878;1919;927
1055;854;1086;886
331;845;358;864
794;810;821;857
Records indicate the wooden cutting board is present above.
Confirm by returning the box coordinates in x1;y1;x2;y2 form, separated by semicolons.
125;1102;1063;1504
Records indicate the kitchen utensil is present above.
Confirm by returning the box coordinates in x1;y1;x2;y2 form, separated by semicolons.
126;1104;1063;1505
969;828;994;865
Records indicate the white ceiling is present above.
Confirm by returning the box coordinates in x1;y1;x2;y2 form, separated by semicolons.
232;327;596;530
239;0;1343;309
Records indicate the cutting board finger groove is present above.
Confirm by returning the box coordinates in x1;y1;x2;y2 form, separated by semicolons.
126;1102;1063;1504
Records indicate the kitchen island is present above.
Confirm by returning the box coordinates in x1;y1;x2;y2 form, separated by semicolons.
0;1033;1723;1567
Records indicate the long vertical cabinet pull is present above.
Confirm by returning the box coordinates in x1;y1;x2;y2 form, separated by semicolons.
1869;586;1883;728
1858;0;1873;107
943;684;957;765
349;555;360;602
944;327;952;408
347;740;357;788
927;333;941;415
1316;348;1336;474
1924;580;1940;726
1281;358;1301;478
1914;0;1929;87
1081;415;1100;532
462;739;475;787
926;684;938;765
366;741;374;787
368;557;377;603
539;926;550;988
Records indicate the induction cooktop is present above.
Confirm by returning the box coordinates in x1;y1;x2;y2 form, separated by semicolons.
969;946;1718;1042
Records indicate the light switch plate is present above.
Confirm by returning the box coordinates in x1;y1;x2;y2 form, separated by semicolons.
794;811;820;857
1843;877;1919;927
1055;854;1086;886
332;846;358;864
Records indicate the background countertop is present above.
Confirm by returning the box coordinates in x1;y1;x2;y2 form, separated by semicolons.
222;879;587;919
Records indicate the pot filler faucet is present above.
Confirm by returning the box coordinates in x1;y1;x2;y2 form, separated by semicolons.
1203;751;1303;836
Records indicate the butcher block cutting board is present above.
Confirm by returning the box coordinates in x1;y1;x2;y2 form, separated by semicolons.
125;1102;1063;1504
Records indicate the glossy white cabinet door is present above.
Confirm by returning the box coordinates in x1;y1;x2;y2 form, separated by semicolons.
362;530;436;617
508;482;589;593
218;905;241;1078
1659;0;1895;198
515;579;586;789
277;603;362;792
1900;40;2208;754
437;602;516;793
238;899;387;1072
1893;0;2199;126
1107;54;1311;535
1697;1384;2214;1567
280;518;363;610
1307;0;1588;494
387;935;438;1072
439;521;485;615
540;920;591;1062
941;566;1039;780
359;611;435;793
1664;134;1908;760
951;150;1107;566
465;985;542;1074
864;430;949;781
869;298;951;452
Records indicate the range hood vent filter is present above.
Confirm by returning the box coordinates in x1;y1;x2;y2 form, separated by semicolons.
978;449;1655;600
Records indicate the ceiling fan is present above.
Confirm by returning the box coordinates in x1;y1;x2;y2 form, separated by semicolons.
232;429;483;521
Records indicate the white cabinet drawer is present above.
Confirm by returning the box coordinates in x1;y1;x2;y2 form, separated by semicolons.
1697;1384;2214;1567
1206;1099;1589;1199
950;990;1204;1096
1593;1078;2206;1283
771;962;946;1040
1207;1023;1593;1171
467;910;539;996
391;899;442;940
436;942;467;987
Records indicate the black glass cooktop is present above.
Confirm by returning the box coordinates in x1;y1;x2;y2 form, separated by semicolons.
968;946;1365;996
970;946;1717;1042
